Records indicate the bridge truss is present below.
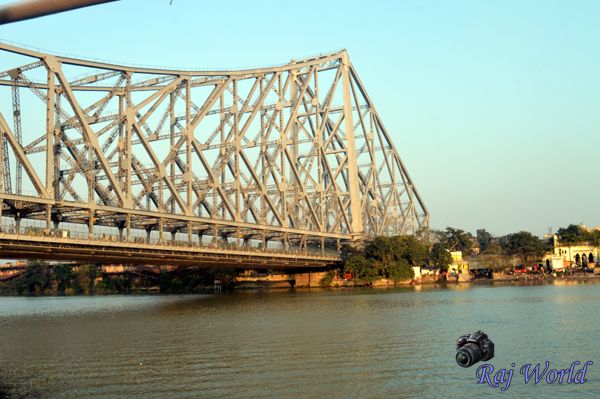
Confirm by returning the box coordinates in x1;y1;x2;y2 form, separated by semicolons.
0;42;428;266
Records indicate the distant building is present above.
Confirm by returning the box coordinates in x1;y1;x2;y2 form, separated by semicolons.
468;237;480;255
543;235;598;268
448;251;469;274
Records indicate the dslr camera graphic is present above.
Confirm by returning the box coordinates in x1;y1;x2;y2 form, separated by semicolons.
456;331;494;368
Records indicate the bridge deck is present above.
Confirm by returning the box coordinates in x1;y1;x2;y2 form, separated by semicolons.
0;231;340;269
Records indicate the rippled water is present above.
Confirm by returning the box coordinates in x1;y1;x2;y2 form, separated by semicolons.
1;281;600;398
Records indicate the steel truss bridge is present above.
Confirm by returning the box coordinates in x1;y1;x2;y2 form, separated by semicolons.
0;42;429;268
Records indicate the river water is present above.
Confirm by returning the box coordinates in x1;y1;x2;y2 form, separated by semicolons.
1;281;599;398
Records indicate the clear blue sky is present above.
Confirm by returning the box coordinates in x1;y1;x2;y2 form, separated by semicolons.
1;0;599;237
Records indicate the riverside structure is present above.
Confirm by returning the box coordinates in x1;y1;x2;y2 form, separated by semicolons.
0;42;428;267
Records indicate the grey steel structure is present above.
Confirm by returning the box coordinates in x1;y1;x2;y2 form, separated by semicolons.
0;42;429;267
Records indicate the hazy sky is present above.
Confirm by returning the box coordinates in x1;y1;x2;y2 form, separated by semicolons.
1;0;598;237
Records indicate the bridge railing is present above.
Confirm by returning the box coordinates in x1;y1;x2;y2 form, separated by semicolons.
0;221;341;259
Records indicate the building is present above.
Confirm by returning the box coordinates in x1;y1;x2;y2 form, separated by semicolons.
448;251;469;274
543;235;598;268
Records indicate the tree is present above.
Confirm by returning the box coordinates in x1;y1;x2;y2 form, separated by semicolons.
477;229;493;253
75;264;99;294
386;258;413;283
557;224;594;244
344;255;379;285
391;235;428;266
53;264;73;294
429;243;453;271
415;228;445;249
483;240;503;255
14;261;50;295
364;236;394;262
442;227;475;255
502;231;545;264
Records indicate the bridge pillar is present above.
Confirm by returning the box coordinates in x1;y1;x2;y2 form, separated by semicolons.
51;211;60;230
146;226;152;243
187;221;192;243
321;237;325;256
158;218;164;243
235;228;242;248
14;212;21;232
261;230;268;250
87;210;94;238
283;233;289;251
0;199;3;226
212;224;218;245
341;52;364;236
125;214;131;241
117;220;124;241
45;204;51;233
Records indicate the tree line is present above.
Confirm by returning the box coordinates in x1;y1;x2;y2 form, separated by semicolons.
0;261;232;296
342;223;597;285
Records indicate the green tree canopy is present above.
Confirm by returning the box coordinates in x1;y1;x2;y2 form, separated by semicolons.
385;258;413;282
502;231;545;263
477;229;493;253
364;236;394;263
391;235;428;266
344;255;380;285
429;242;453;271
14;261;50;295
442;227;475;255
53;264;73;294
557;224;599;245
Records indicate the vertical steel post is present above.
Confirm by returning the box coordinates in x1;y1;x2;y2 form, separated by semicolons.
45;68;54;197
340;52;364;237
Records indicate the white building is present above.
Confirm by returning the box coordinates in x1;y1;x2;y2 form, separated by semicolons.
543;235;597;268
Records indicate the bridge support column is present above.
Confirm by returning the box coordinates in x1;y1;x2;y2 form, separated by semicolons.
0;199;3;226
261;231;267;250
321;237;325;256
51;211;60;230
158;218;164;243
235;228;241;248
15;212;21;233
283;233;289;251
187;221;192;244
146;226;152;243
212;224;218;245
45;204;52;233
88;210;94;238
126;214;131;241
118;221;124;241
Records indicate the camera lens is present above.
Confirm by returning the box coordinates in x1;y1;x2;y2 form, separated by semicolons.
455;343;482;368
456;351;470;366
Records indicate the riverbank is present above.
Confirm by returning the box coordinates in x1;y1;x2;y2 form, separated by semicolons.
2;261;600;296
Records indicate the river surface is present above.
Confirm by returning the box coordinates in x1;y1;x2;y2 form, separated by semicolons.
1;281;600;398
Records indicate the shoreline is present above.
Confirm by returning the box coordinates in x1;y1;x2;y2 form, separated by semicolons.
2;273;600;297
